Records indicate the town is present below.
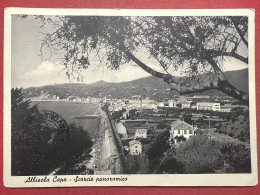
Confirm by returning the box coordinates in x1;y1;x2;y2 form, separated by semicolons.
26;88;250;174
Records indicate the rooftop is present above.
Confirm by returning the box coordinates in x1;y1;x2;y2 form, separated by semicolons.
171;120;194;130
129;140;142;146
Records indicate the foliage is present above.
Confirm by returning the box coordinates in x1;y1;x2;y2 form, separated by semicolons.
50;123;93;175
154;134;251;174
111;109;125;120
216;110;250;143
128;109;140;119
11;88;93;175
125;155;140;174
125;153;150;174
157;148;184;174
27;15;249;104
146;130;170;172
174;135;187;142
175;135;224;173
156;122;169;129
11;88;44;175
221;143;251;173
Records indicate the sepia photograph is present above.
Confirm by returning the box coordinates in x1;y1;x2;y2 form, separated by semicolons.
4;8;257;187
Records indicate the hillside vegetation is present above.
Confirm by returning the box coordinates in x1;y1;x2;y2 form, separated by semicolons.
23;68;248;100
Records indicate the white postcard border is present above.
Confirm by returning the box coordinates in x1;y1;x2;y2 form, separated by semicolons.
3;8;257;187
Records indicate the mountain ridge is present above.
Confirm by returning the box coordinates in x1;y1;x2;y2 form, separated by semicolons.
23;68;248;100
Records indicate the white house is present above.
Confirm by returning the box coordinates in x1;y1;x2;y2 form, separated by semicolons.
134;129;147;139
181;101;192;109
129;140;142;155
122;110;130;119
169;120;196;144
167;100;177;108
196;102;220;111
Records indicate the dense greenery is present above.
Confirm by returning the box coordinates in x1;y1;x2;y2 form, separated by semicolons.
146;130;170;172
11;88;93;175
216;109;250;142
221;143;251;173
125;131;251;174
158;135;251;174
174;135;224;173
125;154;150;174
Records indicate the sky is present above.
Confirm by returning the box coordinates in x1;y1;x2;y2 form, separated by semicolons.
11;15;248;88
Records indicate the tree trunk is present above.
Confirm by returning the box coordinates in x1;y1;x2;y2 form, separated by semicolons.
124;50;249;106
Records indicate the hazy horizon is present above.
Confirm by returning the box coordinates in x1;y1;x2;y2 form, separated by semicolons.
19;67;248;89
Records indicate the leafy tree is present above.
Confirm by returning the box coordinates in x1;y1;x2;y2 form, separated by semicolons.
157;148;184;174
11;88;93;175
27;15;249;105
146;130;170;172
221;143;251;173
156;122;169;129
53;123;93;175
125;155;140;174
11;88;44;175
175;135;224;173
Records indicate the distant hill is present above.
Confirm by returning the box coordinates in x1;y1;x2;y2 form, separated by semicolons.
224;68;248;93
23;68;248;100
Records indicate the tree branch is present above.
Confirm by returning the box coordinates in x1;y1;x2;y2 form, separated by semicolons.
222;52;248;64
123;48;249;105
230;17;248;47
205;49;248;64
123;50;172;81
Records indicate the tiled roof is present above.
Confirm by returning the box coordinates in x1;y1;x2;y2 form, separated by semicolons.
129;140;142;146
171;120;194;130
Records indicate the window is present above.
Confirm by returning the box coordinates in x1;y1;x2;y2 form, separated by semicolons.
135;146;137;148
190;130;193;134
184;130;187;134
136;150;138;153
178;130;181;134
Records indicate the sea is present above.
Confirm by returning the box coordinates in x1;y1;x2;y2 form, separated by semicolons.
30;100;100;137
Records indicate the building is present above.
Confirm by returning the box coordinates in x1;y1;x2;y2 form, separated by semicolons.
157;102;165;107
122;110;130;119
129;140;142;155
134;129;148;139
219;106;232;112
196;102;220;111
192;95;210;99
181;101;192;109
169;120;196;144
167;100;177;108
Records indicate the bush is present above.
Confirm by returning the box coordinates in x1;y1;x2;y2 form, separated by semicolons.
11;88;93;176
157;149;184;174
221;143;251;173
146;130;170;172
175;135;224;174
125;154;150;174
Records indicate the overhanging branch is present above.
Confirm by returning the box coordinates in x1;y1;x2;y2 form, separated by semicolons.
230;17;248;47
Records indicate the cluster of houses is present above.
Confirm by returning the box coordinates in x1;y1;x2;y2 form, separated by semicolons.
107;94;247;114
108;99;158;112
118;119;197;156
31;91;246;114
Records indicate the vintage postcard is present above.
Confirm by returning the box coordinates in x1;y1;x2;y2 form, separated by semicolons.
4;8;257;187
